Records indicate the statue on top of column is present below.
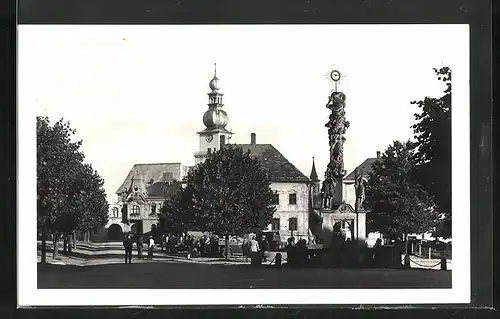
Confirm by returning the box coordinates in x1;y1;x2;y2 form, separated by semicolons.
326;91;350;177
321;69;350;209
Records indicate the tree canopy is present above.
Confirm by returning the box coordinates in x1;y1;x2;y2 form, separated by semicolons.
411;67;451;237
161;145;276;237
37;116;109;236
365;140;442;241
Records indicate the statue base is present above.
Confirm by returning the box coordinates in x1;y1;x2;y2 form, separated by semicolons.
316;203;367;248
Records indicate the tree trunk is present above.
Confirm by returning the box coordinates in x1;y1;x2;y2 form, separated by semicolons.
225;235;230;261
404;233;408;254
72;231;76;248
63;234;68;252
52;233;60;259
41;224;47;264
68;232;73;252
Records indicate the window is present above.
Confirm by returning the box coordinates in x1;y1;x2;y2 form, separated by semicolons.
289;217;298;231
271;193;280;205
207;148;212;154
151;203;157;215
289;193;297;205
112;207;119;218
271;218;280;231
131;205;140;216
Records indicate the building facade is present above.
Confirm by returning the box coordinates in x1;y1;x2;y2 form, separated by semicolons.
105;66;312;242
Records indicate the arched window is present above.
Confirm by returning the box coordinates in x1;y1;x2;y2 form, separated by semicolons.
151;203;157;215
131;205;140;216
112;207;119;218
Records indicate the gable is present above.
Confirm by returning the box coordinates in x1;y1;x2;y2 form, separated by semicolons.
116;163;182;194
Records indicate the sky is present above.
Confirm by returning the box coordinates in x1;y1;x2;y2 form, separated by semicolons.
19;24;467;204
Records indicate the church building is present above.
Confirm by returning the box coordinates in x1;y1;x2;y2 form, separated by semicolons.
106;65;312;242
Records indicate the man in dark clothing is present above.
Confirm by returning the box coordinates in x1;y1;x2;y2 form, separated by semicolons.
136;234;143;259
185;235;194;259
123;233;133;264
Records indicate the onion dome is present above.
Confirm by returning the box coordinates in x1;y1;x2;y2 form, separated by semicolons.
203;108;228;129
209;62;220;91
209;75;220;91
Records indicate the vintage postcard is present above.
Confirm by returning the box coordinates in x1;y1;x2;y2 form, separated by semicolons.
18;24;470;306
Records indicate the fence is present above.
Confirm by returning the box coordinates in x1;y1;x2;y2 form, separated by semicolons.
409;242;452;260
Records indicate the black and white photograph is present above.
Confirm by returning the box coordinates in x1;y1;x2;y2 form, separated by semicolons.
18;24;470;306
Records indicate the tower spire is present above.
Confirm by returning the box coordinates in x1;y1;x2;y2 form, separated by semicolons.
310;156;319;182
214;62;217;77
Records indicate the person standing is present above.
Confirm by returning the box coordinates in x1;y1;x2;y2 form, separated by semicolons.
165;234;170;253
136;234;143;259
249;235;260;266
160;233;165;252
260;235;270;262
123;233;133;264
186;235;194;260
242;239;249;262
148;236;155;259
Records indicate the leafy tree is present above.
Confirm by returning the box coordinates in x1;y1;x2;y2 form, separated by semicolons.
37;116;84;260
72;163;109;242
164;145;276;259
411;67;451;237
37;116;108;260
159;191;187;235
365;141;442;251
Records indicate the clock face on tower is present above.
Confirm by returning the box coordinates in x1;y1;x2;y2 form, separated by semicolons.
205;135;213;143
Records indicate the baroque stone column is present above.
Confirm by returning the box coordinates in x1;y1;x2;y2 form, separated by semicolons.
322;89;350;207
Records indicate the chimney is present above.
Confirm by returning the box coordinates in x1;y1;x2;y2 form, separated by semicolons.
376;151;381;159
251;133;256;144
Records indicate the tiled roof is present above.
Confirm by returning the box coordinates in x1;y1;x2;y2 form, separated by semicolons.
236;144;310;183
146;181;182;199
344;158;378;181
116;163;182;194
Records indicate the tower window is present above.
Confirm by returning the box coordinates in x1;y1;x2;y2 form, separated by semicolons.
207;148;212;154
271;218;280;231
151;203;157;215
289;193;297;205
289;217;298;231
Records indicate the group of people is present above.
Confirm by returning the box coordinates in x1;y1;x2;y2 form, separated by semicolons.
162;233;223;258
242;234;271;264
122;232;155;264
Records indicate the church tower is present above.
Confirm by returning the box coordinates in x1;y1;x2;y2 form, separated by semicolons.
194;63;233;165
310;156;320;194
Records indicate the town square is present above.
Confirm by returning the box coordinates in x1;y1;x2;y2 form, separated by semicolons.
18;24;471;304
